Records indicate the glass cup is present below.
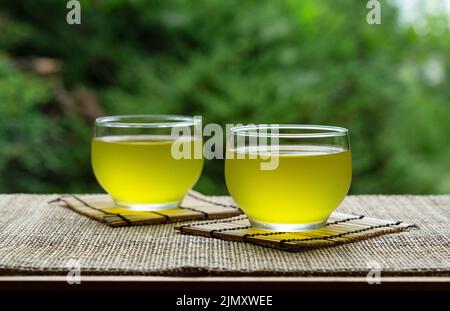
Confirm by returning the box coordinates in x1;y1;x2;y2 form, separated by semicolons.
225;124;352;231
91;115;204;211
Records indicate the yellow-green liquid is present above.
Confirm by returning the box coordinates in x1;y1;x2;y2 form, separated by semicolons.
92;135;203;206
225;145;352;226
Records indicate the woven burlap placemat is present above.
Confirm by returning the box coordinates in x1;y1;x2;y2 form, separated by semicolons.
55;191;241;227
175;213;413;252
0;194;449;276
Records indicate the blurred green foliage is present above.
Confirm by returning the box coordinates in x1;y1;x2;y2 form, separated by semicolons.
0;0;449;194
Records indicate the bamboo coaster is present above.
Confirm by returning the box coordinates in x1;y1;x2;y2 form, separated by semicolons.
56;191;242;227
175;213;415;252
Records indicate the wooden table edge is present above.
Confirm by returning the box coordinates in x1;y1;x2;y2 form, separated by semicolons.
0;276;449;291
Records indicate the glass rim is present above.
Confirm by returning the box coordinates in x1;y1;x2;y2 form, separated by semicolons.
95;115;200;128
230;124;348;138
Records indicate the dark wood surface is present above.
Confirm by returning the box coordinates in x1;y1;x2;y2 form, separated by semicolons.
1;276;449;291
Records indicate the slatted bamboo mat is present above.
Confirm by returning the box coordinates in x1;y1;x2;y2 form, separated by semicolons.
175;212;414;252
57;191;242;227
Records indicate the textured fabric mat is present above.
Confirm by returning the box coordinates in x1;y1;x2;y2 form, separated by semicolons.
56;191;241;227
0;194;449;276
175;213;413;252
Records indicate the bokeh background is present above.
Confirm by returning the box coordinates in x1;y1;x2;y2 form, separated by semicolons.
0;0;449;195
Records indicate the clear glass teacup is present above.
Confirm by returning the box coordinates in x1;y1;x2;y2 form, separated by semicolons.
91;115;204;211
225;124;352;231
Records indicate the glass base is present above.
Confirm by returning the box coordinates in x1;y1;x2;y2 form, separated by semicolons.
114;200;180;211
249;218;327;232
